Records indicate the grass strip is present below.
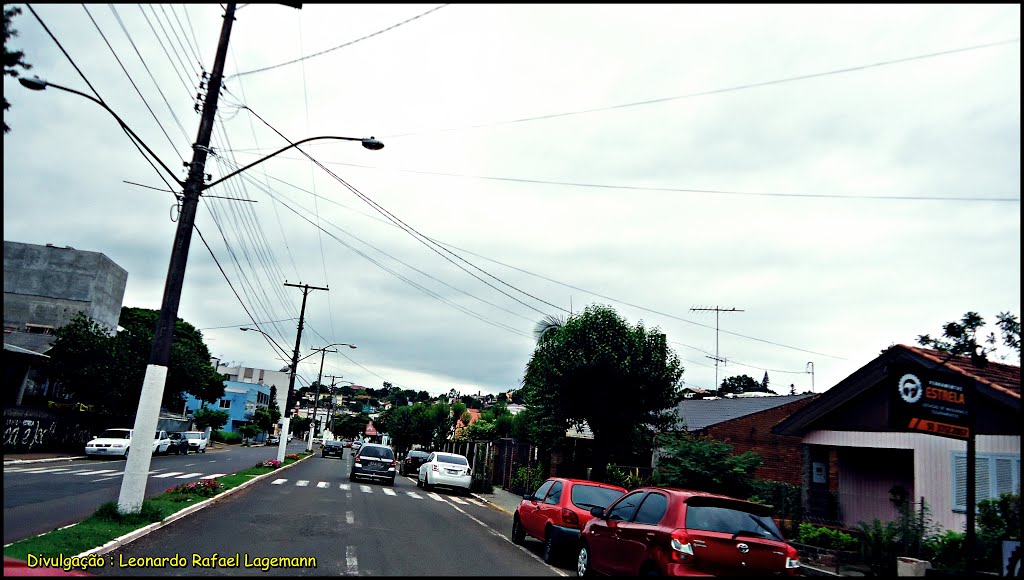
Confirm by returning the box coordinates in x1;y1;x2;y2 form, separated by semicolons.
3;452;311;562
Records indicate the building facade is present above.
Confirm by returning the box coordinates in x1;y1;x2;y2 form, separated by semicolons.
184;380;271;434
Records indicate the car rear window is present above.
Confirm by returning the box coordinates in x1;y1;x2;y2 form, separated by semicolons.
183;433;204;440
684;503;783;539
409;451;429;458
326;440;342;446
437;454;468;466
571;485;626;511
359;446;394;459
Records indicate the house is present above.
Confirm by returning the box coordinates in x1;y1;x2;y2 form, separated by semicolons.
680;387;713;400
184;380;270;434
212;358;289;412
773;344;1020;533
659;393;818;485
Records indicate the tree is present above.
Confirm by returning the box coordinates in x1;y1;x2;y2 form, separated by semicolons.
192;407;229;432
719;374;762;396
290;416;311;438
533;313;565;344
4;5;32;134
237;423;260;444
253;407;274;438
654;432;764;499
267;385;282;426
521;304;684;482
918;311;1021;364
334;413;370;439
761;371;770;392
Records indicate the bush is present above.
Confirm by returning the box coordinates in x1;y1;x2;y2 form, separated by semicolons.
509;465;546;495
164;480;223;501
255;459;281;469
923;530;966;574
212;430;241;444
977;493;1021;572
94;500;167;525
605;465;652;490
798;523;860;551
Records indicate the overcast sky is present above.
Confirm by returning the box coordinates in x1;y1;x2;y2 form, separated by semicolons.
4;4;1020;398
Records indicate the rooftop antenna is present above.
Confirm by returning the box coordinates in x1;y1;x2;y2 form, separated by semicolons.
690;305;744;393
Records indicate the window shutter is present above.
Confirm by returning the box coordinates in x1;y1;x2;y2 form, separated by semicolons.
953;454;968;511
994;457;1016;496
975;455;992;503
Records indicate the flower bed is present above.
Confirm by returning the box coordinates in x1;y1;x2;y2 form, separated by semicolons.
255;459;282;469
164;479;224;502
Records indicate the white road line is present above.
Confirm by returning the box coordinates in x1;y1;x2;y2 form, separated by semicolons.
382;488;397;496
466;499;483;506
317;481;330;488
28;467;72;473
359;485;372;493
64;469;94;474
12;467;55;473
346;492;352;499
346;511;354;524
406;492;423;499
339;483;351;490
296;480;309;487
175;472;204;479
74;469;116;476
271;478;287;485
427;492;445;502
199;474;225;480
450;496;468;505
153;472;184;479
345;546;358;575
92;476;120;483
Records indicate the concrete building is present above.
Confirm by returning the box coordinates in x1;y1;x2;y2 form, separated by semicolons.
184;380;271;435
212;358;290;413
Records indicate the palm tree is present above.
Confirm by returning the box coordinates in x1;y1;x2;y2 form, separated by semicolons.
533;314;565;344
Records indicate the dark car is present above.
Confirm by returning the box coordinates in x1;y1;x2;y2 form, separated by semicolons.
166;432;189;455
512;477;626;564
322;439;344;458
399;450;430;476
350;443;396;485
576;486;800;577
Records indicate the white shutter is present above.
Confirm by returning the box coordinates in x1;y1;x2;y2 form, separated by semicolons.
994;457;1015;496
975;456;992;503
953;454;968;511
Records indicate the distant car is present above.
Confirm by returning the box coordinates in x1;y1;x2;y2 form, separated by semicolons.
400;450;430;476
267;435;280;445
417;451;472;494
288;434;294;442
343;439;353;448
322;439;344;458
84;428;170;458
350;443;396;485
576;486;800;577
166;432;190;455
351;440;363;453
181;431;208;453
512;477;626;564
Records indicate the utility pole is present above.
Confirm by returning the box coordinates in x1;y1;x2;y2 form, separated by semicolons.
806;362;815;393
326;374;343;434
306;347;337;451
279;282;328;462
118;3;238;514
690;306;744;395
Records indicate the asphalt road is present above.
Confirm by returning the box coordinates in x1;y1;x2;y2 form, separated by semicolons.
93;451;565;576
2;441;306;545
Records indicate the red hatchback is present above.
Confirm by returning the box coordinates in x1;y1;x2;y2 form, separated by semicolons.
576;486;800;576
512;477;627;564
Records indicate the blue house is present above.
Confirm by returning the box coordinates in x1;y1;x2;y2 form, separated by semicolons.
184;380;270;436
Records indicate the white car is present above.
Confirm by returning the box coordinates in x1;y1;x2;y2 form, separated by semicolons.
417;451;472;494
181;431;209;453
85;429;170;458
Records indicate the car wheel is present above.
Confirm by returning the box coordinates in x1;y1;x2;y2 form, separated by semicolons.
511;515;526;545
416;475;423;488
388;477;396;486
201;447;206;454
577;544;592;577
124;448;129;459
543;529;557;564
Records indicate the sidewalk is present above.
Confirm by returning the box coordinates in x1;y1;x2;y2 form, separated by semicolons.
472;485;524;516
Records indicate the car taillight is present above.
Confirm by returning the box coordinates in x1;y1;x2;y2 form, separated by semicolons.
669;530;694;563
561;508;579;527
390;459;397;467
432;464;438;472
785;544;800;569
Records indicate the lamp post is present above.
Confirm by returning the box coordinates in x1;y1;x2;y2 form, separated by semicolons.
19;6;384;514
305;344;356;451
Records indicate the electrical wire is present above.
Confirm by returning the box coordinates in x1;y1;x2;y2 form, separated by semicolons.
138;4;194;97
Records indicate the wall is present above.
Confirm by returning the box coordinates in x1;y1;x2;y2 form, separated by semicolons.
3;406;130;453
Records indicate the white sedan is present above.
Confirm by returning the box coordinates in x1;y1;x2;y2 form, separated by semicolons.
417;451;472;494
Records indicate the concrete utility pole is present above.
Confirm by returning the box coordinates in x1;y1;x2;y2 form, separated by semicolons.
279;282;328;462
117;3;238;514
306;347;337;451
689;306;744;394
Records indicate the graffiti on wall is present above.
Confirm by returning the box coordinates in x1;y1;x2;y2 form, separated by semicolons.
3;407;132;453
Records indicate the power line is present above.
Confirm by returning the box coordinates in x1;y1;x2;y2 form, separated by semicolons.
229;4;450;79
200;318;298;330
381;37;1021;139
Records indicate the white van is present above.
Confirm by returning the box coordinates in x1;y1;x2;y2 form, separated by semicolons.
182;431;209;453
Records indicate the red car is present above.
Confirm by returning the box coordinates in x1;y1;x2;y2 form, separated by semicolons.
576;486;800;576
512;477;627;564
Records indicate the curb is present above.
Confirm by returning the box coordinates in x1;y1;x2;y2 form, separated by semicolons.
56;454;314;559
470;492;514;515
4;456;83;465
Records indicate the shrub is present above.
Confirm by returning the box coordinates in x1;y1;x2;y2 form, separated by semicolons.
255;459;281;469
212;430;241;444
977;493;1020;572
285;453;300;460
94;500;167;525
798;523;860;551
923;530;966;574
509;464;546;495
605;465;652;490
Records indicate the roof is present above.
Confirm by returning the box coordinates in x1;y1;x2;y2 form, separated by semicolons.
3;331;57;357
898;344;1019;398
675;394;817;431
456;408;482;429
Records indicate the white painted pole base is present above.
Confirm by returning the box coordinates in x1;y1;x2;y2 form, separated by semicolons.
117;364;167;514
277;417;290;463
306;422;314;452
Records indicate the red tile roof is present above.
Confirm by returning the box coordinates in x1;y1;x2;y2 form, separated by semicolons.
896;344;1020;398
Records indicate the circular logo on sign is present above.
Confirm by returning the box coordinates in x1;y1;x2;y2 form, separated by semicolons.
898;373;923;404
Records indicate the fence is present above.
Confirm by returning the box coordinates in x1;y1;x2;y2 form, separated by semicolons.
442;438;539;494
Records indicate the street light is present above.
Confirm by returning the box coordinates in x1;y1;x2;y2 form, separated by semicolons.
304;343;356;451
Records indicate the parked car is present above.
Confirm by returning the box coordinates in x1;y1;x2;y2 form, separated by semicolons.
349;443;396;485
267;435;280;445
512;477;627;564
84;429;170;458
417;451;472;494
576;486;800;577
181;431;208;453
343;438;353;448
322;439;345;458
400;450;430;476
166;432;190;455
351;440;363;454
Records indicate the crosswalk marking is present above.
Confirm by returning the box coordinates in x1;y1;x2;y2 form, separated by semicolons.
346;511;354;524
296;480;309;486
427;492;445;502
317;481;330;488
450;496;468;505
339;483;351;490
29;467;72;474
466;499;482;506
359;485;372;493
153;472;184;479
175;472;203;479
382;488;397;496
271;478;287;485
75;469;116;476
199;474;226;480
406;492;423;499
345;546;358;576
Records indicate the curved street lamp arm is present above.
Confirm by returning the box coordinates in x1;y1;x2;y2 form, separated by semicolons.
45;81;185;188
203;135;365;191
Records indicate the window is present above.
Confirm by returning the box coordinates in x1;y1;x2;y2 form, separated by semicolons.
633;492;668;525
218;399;231;409
544;481;563;505
571;485;626;511
532;480;555;502
607;491;645;522
951;452;1020;512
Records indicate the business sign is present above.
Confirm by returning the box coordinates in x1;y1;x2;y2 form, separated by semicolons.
364;421;377;436
889;366;971;440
